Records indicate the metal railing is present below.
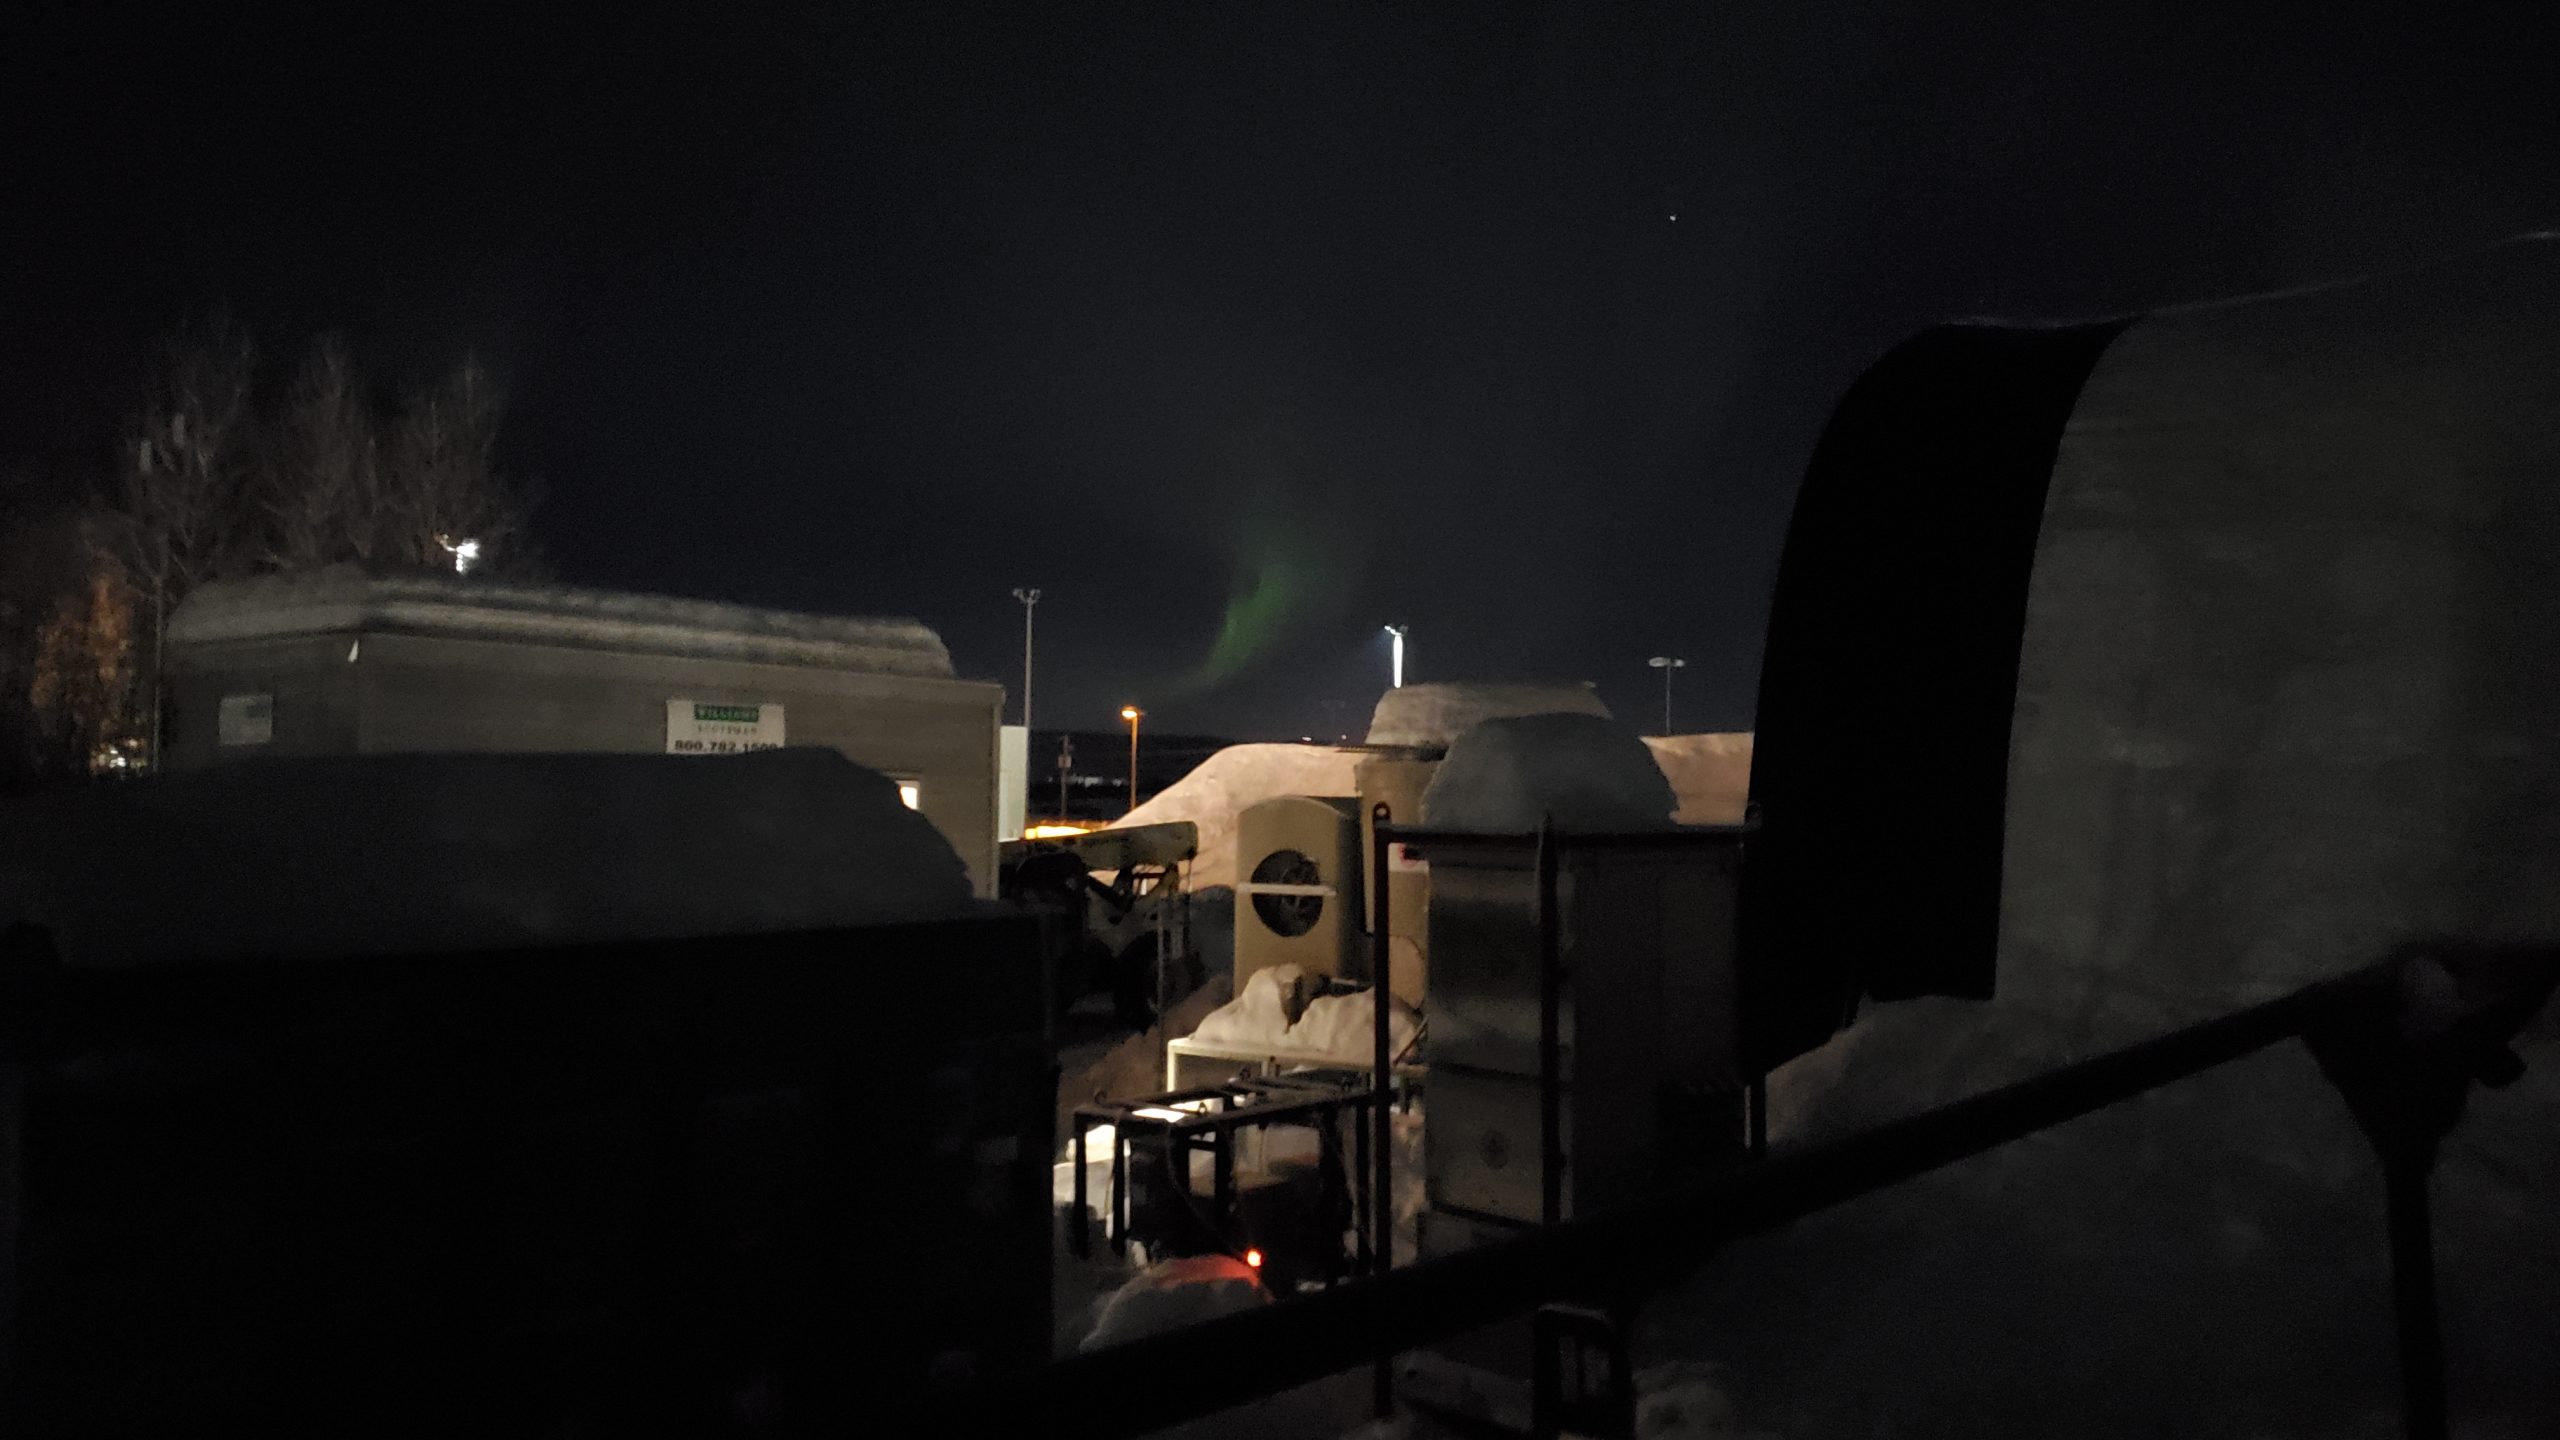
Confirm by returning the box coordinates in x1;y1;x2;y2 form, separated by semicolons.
947;935;2555;1440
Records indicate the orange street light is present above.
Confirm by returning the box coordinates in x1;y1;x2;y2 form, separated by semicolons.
1120;706;1143;814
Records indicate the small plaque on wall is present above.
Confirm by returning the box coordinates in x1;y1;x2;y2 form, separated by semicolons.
219;693;275;746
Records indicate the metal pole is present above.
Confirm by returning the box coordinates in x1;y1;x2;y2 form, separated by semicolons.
1369;802;1395;1417
1646;656;1685;737
1012;588;1040;729
1123;709;1141;815
148;576;165;770
1536;815;1563;1228
2385;1156;2448;1440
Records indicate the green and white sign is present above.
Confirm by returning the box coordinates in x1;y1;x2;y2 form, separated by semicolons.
666;699;785;754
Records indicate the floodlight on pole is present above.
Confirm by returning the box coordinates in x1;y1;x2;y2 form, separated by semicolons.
1011;588;1041;728
1120;706;1143;814
1382;624;1408;689
1647;655;1687;735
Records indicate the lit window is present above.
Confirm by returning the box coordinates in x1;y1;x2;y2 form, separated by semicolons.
898;781;921;810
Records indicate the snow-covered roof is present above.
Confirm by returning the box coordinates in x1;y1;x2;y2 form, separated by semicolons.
1418;712;1678;832
1364;681;1611;749
166;564;954;677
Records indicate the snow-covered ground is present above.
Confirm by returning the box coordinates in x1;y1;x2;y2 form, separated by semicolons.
1620;1000;2560;1439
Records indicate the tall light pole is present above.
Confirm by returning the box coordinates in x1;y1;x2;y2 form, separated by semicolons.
1382;624;1408;689
1647;655;1687;735
1011;588;1041;728
1120;706;1143;814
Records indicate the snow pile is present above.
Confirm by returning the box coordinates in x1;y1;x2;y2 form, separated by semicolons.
1052;1124;1118;1232
1183;964;1421;1066
0;749;978;966
1421;714;1678;833
1054;976;1232;1143
1289;989;1423;1067
1080;1255;1269;1352
1110;744;1367;890
1365;681;1611;750
1642;733;1754;826
1189;964;1310;1046
1105;733;1743;892
1634;1364;1784;1440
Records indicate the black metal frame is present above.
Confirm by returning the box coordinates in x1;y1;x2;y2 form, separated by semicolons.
951;942;2556;1440
1067;1076;1382;1277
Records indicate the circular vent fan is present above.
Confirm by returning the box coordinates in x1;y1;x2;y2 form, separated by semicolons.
1249;848;1325;937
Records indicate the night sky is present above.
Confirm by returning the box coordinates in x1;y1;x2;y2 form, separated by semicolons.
8;4;2558;740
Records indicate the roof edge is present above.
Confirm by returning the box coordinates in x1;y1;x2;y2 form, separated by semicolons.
166;565;956;678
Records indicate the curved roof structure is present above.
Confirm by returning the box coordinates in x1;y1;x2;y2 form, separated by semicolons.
1732;235;2560;1437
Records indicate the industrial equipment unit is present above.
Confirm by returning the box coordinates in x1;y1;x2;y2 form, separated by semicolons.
1355;753;1436;1006
1234;795;1368;996
999;820;1199;1026
1415;828;1747;1236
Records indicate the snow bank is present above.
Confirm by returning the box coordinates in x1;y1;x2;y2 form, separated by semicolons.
1190;964;1310;1047
1420;714;1678;833
1290;989;1422;1067
1054;976;1232;1142
1107;733;1743;892
1080;1255;1269;1352
1642;733;1753;826
1110;744;1367;890
1183;964;1421;1067
1365;682;1612;750
0;749;979;966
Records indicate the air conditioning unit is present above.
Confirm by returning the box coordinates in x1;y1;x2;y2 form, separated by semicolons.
1233;795;1365;997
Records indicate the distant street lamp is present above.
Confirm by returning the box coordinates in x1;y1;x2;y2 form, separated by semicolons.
1647;656;1687;735
437;535;483;575
1011;587;1041;728
1121;706;1143;814
1382;624;1408;689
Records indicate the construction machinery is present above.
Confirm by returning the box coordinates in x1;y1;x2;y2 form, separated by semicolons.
1000;819;1201;1026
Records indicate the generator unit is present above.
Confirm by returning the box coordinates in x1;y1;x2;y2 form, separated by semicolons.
1233;795;1366;997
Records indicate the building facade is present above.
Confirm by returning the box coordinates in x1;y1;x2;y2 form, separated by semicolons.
162;567;1003;893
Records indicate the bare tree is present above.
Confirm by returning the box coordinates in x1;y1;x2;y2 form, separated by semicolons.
19;324;544;778
113;319;258;606
98;320;257;767
257;333;378;571
380;356;534;574
0;475;107;787
21;513;144;778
